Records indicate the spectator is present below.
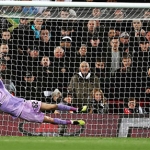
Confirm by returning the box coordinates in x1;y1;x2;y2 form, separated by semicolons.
92;8;101;18
22;46;41;74
68;61;100;107
38;27;55;56
12;18;31;52
130;20;146;41
42;8;51;18
75;44;91;71
0;43;10;61
16;71;41;100
0;17;12;32
94;57;110;97
114;9;124;21
0;30;17;56
113;9;130;34
51;89;62;104
145;31;150;42
114;53;136;100
80;20;99;43
133;37;150;71
145;68;150;100
54;27;77;46
142;10;150;31
0;59;12;80
89;88;109;114
143;10;150;19
59;36;76;58
59;9;70;19
29;15;44;39
59;8;77;19
22;6;38;15
104;28;116;49
108;28;116;39
53;46;73;92
123;98;147;114
119;31;136;54
54;26;77;47
37;56;57;94
88;36;102;60
105;37;122;76
60;36;72;49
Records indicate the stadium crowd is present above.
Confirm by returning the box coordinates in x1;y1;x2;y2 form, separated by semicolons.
0;0;150;114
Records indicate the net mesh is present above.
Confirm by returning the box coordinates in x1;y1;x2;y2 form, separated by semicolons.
0;5;150;137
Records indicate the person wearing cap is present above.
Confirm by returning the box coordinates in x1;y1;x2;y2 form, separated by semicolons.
0;79;87;126
68;61;100;108
21;46;41;77
119;31;136;54
60;36;72;49
119;32;130;44
15;71;42;101
60;36;76;59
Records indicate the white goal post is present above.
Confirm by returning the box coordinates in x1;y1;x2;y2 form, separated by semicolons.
0;1;149;8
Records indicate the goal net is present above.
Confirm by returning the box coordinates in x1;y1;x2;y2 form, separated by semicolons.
0;1;150;137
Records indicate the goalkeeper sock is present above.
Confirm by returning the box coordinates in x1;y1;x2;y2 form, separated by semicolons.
53;118;71;125
57;104;77;111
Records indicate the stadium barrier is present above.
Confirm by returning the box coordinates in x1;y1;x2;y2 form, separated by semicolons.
0;113;150;137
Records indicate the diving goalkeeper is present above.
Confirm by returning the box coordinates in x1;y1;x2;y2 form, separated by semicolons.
0;80;86;125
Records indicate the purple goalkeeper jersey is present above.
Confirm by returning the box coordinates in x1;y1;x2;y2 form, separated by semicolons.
0;80;26;118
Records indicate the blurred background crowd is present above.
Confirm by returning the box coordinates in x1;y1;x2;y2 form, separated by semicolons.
0;0;150;114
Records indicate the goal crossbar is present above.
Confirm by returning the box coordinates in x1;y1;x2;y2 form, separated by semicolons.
0;2;150;9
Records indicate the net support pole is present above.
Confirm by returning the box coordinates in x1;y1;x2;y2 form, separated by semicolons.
0;1;150;8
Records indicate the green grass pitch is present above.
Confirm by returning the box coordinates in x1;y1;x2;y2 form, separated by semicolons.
0;137;150;150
